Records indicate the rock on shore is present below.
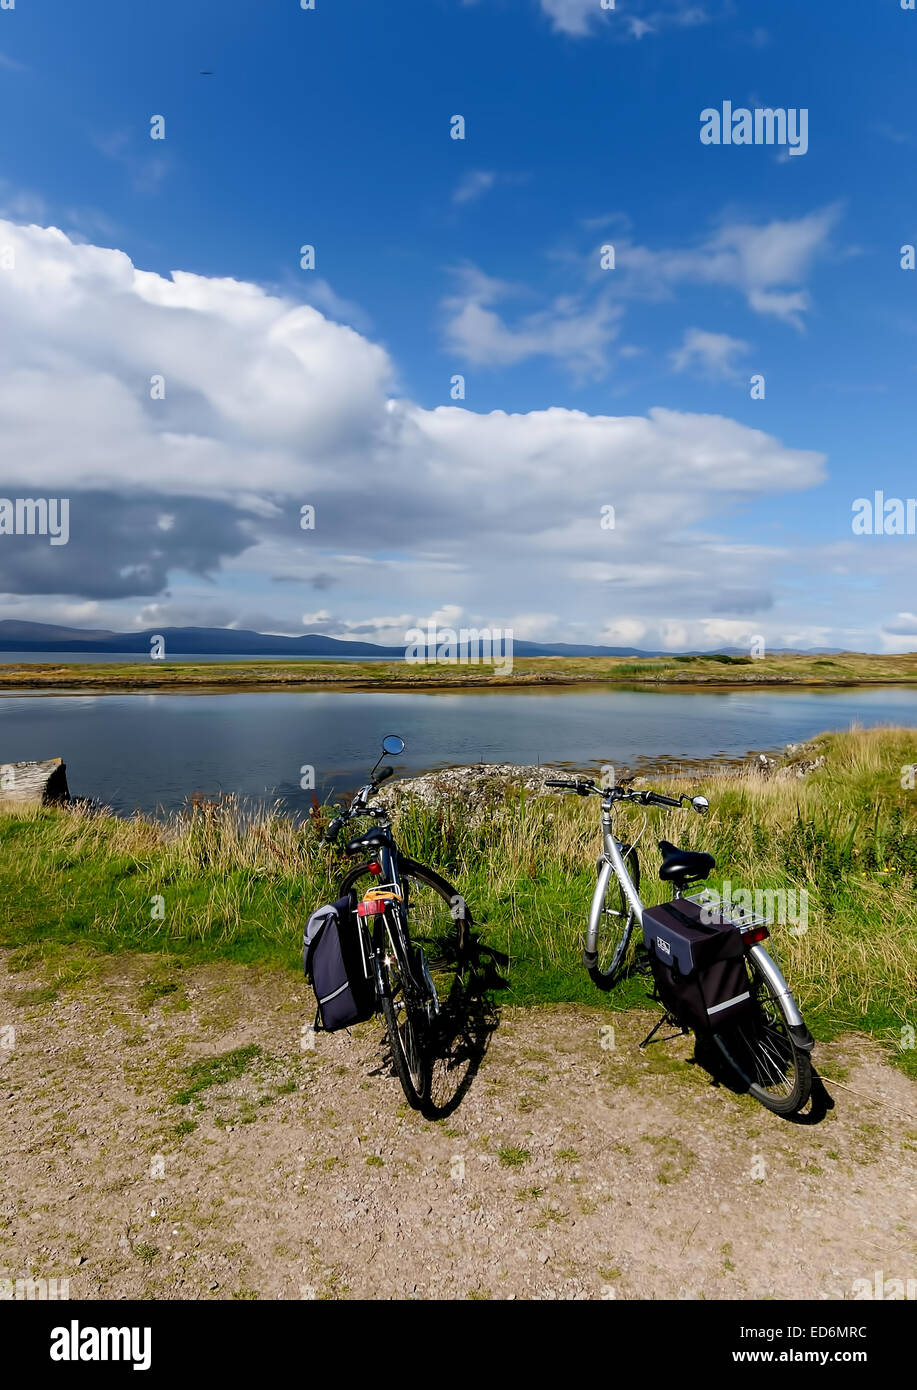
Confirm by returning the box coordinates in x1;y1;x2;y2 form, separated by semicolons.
391;739;829;813
392;763;568;814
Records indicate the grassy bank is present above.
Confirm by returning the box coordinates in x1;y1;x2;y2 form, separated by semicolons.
2;650;917;690
1;728;915;1073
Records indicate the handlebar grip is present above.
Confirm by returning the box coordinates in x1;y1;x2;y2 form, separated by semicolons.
323;816;344;844
546;779;594;795
642;791;681;808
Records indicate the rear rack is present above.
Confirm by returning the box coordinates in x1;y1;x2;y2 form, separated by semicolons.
685;889;771;932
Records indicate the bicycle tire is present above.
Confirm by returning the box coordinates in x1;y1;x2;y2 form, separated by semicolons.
340;859;471;1108
712;951;813;1115
339;858;471;963
377;921;430;1109
587;846;640;991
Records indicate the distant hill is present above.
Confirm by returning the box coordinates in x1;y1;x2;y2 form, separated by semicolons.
0;620;844;659
0;621;406;657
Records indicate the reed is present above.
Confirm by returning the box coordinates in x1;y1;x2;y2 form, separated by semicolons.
1;726;915;1071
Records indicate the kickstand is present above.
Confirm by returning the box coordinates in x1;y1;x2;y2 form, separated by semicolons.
639;1011;688;1049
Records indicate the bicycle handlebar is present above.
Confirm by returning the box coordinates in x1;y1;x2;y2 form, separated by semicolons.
546;780;691;809
544;778;596;795
323;773;393;844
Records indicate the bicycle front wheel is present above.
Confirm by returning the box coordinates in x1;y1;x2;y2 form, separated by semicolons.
712;951;813;1115
586;846;640;991
376;915;430;1109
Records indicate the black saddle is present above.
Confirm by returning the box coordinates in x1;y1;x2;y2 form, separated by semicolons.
658;839;715;884
345;826;394;854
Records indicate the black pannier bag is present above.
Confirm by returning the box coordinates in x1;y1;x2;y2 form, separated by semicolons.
642;897;754;1034
304;895;376;1031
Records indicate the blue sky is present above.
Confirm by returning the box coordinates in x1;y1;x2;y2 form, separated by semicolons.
0;0;915;651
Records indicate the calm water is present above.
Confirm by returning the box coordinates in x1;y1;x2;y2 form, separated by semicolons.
0;684;913;818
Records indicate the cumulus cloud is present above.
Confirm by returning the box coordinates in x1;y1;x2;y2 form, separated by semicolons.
0;218;846;648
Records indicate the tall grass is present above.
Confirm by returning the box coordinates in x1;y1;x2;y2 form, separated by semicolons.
1;727;915;1068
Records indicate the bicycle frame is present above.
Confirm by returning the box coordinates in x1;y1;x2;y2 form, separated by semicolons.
586;800;807;1029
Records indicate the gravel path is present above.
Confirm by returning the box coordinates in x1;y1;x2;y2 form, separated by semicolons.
2;952;914;1301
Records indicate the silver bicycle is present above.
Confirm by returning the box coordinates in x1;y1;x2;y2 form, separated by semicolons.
546;776;814;1115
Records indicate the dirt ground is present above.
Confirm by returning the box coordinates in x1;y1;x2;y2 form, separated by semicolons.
1;951;915;1301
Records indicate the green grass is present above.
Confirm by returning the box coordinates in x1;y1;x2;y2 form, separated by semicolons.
498;1146;531;1168
3;650;917;689
171;1045;263;1105
1;726;916;1074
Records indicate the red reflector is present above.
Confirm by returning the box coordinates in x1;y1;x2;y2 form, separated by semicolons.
742;925;770;944
357;899;383;917
368;862;381;875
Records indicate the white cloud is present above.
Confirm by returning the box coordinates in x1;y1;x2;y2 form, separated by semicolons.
617;205;841;329
442;206;839;378
536;0;711;38
443;262;621;373
453;170;497;205
298;277;373;334
0;218;863;648
670;328;751;379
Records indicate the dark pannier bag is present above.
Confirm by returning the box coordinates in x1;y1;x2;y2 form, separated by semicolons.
304;895;376;1031
642;897;754;1034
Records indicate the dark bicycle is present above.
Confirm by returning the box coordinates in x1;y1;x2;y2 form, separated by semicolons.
322;736;472;1109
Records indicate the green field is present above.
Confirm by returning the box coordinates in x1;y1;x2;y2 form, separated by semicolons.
1;727;915;1074
3;650;917;689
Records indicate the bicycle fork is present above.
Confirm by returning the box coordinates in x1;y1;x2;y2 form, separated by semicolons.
381;909;440;1018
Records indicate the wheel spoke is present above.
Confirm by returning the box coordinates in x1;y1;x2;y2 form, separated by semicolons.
713;956;811;1112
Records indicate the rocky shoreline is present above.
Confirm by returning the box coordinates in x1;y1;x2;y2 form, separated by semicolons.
391;740;827;814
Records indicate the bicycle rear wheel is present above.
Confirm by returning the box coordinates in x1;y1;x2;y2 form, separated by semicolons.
586;846;640;991
712;952;812;1115
340;858;470;1002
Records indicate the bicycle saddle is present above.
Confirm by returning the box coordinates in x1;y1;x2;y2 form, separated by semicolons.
657;839;715;884
345;826;395;853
